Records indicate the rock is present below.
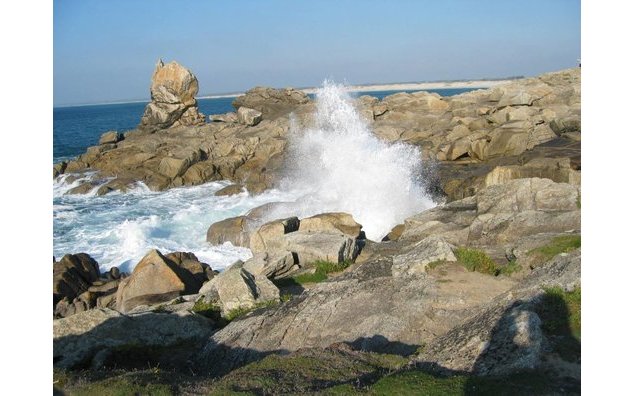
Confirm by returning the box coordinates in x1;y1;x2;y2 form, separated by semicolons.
249;217;300;253
98;131;123;145
282;231;359;264
106;266;121;280
195;250;514;376
210;112;238;123
243;251;297;279
483;157;580;188
199;261;280;315
164;251;215;286
237;107;263;126
115;249;201;313
414;251;580;376
53;162;67;178
233;86;310;119
139;59;206;130
476;178;579;214
214;184;245;196
392;236;457;276
298;212;363;239
53;308;217;369
53;253;101;306
382;224;405;242
158;157;190;178
400;178;580;247
206;215;253;247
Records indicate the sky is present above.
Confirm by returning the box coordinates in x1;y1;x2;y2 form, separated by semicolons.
53;0;580;106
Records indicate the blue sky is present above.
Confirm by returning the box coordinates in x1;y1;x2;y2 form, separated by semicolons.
54;0;580;106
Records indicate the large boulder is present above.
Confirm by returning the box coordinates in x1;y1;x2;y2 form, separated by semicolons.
207;215;254;247
139;59;206;130
237;107;263;126
98;131;123;145
392;236;457;276
249;217;300;253
53;253;101;307
232;86;310;119
199;261;280;315
282;231;359;264
115;249;202;313
242;251;297;279
298;212;363;239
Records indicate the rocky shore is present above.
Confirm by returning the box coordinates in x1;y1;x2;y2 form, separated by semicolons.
53;62;581;394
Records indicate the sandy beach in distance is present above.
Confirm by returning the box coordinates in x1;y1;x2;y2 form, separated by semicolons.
197;79;514;99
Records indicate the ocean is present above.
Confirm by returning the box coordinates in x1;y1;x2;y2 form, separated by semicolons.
53;87;476;273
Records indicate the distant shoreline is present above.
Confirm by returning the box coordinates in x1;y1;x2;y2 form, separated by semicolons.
56;78;516;108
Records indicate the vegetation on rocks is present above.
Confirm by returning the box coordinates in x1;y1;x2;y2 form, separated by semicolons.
224;299;280;322
530;235;581;262
275;260;353;286
454;248;500;275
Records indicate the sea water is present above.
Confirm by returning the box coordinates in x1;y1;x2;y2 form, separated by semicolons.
53;87;475;272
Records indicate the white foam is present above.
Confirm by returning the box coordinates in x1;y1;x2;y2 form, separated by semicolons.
274;81;436;241
54;180;296;272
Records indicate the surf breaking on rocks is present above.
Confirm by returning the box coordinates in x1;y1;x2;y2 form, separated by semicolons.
269;80;437;241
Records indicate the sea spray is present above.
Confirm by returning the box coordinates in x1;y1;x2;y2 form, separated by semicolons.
273;81;437;241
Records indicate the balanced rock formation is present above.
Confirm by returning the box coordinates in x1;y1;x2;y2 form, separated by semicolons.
139;59;206;131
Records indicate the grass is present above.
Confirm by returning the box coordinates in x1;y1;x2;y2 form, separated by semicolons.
454;248;500;276
207;349;408;395
425;260;445;272
363;368;560;395
498;259;521;276
530;235;581;262
191;298;223;320
54;370;176;396
275;260;353;286
224;300;279;322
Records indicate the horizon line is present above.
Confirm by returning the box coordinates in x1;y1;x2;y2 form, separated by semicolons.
54;75;525;109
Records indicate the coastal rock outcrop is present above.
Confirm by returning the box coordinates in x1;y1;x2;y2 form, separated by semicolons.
139;59;206;131
232;86;310;120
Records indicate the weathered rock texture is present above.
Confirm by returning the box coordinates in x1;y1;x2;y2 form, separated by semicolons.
414;250;580;376
115;249;210;313
53;308;217;369
139;59;206;131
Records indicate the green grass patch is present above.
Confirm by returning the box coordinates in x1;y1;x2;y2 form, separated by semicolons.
61;373;173;396
454;248;500;276
530;235;581;262
365;369;559;395
498;259;521;276
191;298;222;320
275;260;353;286
224;300;279;322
